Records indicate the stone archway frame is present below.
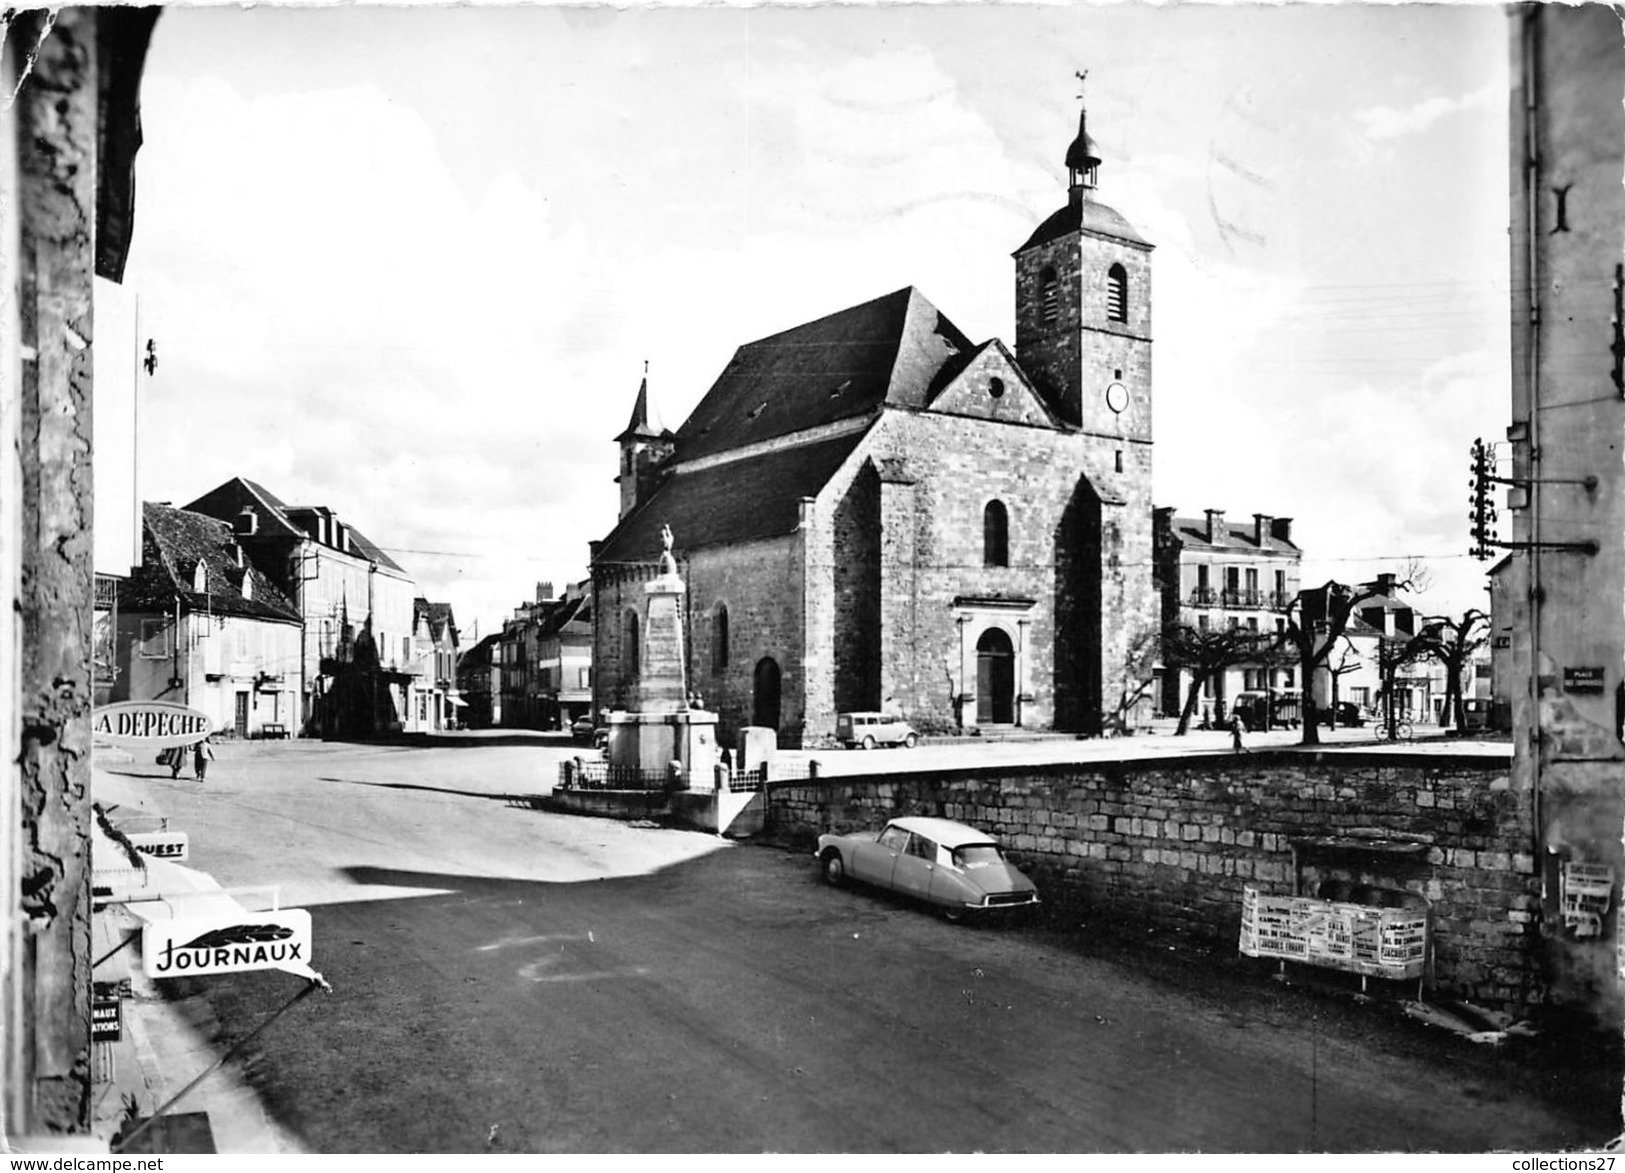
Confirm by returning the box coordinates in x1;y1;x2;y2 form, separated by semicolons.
951;595;1036;729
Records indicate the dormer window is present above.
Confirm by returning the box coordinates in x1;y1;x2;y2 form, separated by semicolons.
241;574;253;602
192;562;207;593
1107;264;1128;323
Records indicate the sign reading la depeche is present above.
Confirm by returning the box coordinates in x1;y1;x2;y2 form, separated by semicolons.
93;700;212;749
142;909;313;978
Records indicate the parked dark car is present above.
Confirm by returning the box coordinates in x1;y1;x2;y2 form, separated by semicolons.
1231;690;1301;731
1318;701;1366;728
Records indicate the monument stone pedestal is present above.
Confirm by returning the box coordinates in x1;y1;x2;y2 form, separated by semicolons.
604;546;718;788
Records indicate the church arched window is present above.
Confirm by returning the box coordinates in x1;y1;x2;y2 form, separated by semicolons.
623;609;640;677
1107;264;1128;323
983;500;1009;568
711;603;730;673
1040;266;1059;326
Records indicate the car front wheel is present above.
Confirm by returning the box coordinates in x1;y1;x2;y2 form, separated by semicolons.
822;852;846;886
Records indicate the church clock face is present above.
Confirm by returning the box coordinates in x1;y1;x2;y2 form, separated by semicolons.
1105;381;1129;414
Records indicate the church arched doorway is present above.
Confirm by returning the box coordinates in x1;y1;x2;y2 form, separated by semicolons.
976;628;1015;725
753;657;781;731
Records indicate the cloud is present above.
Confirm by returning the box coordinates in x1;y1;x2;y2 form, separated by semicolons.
1355;84;1497;143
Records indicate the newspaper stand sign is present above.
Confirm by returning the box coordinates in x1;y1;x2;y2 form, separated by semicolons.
91;981;123;1042
142;908;314;979
93;701;212;750
128;831;189;862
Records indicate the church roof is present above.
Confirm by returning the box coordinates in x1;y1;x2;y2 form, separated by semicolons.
1016;199;1152;253
672;286;974;463
594;432;863;566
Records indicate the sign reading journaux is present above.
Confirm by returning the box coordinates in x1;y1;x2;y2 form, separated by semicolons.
142;909;313;978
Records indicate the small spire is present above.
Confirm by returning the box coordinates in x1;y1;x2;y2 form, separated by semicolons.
1065;70;1101;193
617;362;663;441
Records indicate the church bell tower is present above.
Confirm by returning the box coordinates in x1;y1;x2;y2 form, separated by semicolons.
1013;83;1154;445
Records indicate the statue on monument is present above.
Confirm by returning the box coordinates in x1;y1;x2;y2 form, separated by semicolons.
659;522;678;577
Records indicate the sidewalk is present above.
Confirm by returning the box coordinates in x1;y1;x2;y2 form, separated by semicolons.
91;758;305;1155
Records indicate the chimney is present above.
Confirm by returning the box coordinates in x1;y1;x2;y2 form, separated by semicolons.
234;506;259;537
537;581;553;603
1204;509;1226;544
1270;517;1294;545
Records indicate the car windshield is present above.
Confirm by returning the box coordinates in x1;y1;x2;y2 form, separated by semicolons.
954;844;1003;868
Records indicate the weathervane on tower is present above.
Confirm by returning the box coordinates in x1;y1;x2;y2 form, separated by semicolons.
1066;69;1101;192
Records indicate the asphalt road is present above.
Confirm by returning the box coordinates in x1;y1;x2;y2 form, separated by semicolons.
118;734;1614;1154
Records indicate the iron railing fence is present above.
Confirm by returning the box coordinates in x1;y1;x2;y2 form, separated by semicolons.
721;760;814;792
557;761;672;791
557;758;816;793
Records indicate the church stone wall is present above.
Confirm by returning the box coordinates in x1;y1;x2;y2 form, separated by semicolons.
679;533;808;748
807;410;1157;741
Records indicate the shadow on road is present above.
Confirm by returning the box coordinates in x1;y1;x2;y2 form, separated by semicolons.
382;732;575;750
316;776;540;806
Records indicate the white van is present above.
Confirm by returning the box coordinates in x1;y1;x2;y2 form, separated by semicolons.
836;712;919;750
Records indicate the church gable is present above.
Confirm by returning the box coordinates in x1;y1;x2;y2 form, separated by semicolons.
927;341;1055;428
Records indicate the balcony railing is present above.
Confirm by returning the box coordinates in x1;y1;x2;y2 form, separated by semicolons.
1188;587;1218;607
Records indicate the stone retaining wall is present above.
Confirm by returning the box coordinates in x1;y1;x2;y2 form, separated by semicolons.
763;750;1542;1011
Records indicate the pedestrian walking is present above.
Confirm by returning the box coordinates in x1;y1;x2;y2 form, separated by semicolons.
1230;712;1246;754
164;746;184;779
193;736;214;782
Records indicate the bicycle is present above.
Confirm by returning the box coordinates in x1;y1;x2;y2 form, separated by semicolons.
1376;718;1414;742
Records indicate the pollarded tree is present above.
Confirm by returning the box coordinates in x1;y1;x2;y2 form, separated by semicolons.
1375;629;1437;738
1162;623;1282;736
1282;571;1418;746
1419;609;1489;732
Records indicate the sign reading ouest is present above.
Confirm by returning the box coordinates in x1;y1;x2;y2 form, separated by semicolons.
92;701;212;749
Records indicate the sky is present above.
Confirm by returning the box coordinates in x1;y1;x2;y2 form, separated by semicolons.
123;2;1513;643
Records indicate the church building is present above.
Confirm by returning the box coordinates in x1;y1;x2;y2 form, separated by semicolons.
590;101;1158;748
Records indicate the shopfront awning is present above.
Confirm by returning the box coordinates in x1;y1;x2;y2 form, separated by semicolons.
445;696;468;707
